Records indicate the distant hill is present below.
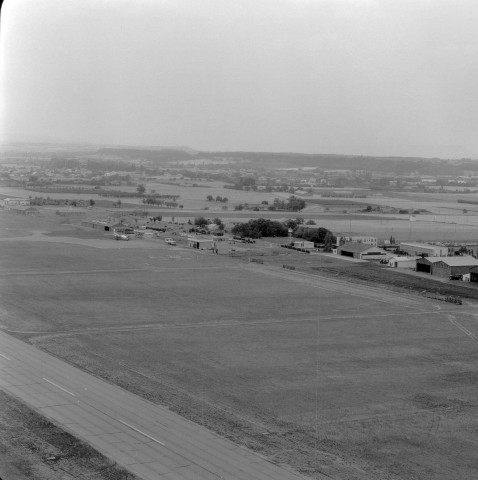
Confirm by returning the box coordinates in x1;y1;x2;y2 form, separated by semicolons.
9;142;476;175
93;147;478;175
192;151;478;175
96;147;195;161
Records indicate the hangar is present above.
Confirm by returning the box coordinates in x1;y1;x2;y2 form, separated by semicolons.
432;256;478;278
416;256;478;277
399;242;448;257
336;243;389;260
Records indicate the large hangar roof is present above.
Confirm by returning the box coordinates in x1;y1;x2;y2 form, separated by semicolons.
436;256;478;267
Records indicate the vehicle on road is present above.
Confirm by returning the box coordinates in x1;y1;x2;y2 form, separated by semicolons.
165;238;176;245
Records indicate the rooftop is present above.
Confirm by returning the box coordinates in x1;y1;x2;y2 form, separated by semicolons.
400;242;444;248
338;243;383;253
436;256;478;267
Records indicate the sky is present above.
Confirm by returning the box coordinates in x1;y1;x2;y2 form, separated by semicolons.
1;0;478;158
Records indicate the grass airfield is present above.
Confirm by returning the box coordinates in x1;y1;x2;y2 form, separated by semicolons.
1;211;478;479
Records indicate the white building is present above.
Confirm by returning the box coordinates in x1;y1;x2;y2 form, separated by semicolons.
336;234;378;246
293;240;315;250
388;256;420;268
399;242;448;257
2;198;31;208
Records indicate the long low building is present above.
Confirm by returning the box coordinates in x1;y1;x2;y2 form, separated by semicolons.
7;206;40;215
417;256;478;277
336;234;378;246
293;240;315;250
336;243;390;260
400;242;448;257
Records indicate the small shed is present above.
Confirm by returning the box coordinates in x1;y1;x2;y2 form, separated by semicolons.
188;237;215;250
388;256;419;268
103;222;125;232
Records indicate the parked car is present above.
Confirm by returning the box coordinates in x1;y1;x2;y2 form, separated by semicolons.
114;233;129;241
449;274;462;280
165;238;176;245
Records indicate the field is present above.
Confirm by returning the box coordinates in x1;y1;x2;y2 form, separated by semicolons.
4;181;478;244
1;211;478;479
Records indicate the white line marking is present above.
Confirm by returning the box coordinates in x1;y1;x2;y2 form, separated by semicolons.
43;378;76;396
0;353;11;360
449;315;478;345
119;420;166;446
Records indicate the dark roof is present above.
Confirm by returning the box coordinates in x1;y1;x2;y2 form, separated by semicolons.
416;257;443;264
338;243;383;253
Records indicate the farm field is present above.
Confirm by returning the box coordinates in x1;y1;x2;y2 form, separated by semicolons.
4;182;478;243
1;213;478;479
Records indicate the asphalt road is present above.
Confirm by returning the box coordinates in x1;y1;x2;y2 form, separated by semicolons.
0;332;310;480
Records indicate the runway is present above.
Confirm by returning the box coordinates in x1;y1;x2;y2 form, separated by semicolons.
0;331;310;480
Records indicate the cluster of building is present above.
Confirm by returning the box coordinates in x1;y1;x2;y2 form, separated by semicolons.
334;238;478;281
0;198;40;215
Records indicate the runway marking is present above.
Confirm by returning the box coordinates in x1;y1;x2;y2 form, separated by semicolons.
43;378;76;396
0;353;11;360
448;315;478;345
0;266;240;277
119;420;166;446
8;308;475;338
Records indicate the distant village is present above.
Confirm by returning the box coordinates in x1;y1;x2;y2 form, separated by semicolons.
2;151;478;198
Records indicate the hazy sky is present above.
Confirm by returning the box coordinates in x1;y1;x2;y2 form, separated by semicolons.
1;0;478;158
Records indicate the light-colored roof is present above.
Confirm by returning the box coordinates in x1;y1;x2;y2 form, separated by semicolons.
390;256;420;261
188;236;214;243
435;256;478;267
400;242;444;249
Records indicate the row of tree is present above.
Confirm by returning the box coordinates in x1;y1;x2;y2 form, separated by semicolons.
270;196;306;211
28;196;96;207
141;197;182;208
206;195;228;203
